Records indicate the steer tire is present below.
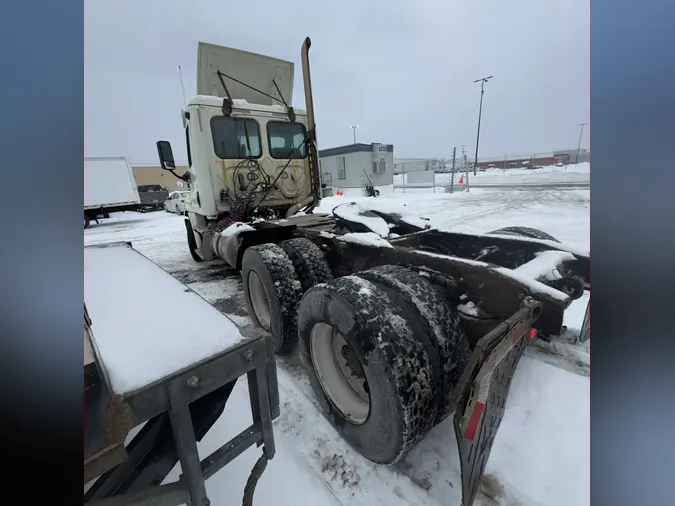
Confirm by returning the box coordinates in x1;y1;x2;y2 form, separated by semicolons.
242;244;303;354
298;275;437;464
488;226;560;243
184;219;203;263
357;265;471;422
280;238;333;292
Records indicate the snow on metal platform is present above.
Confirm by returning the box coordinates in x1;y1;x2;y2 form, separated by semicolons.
84;241;248;396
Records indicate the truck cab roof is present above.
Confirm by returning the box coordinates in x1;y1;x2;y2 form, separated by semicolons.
187;95;307;117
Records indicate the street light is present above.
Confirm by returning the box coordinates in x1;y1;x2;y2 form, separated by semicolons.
472;76;493;176
349;125;359;144
575;123;588;164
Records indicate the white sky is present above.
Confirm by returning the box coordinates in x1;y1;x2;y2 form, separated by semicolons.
85;0;589;164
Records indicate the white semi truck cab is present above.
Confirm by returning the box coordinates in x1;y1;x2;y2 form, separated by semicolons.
157;38;321;263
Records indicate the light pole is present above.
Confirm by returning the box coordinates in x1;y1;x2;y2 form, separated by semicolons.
575;123;588;164
472;76;493;176
349;125;359;144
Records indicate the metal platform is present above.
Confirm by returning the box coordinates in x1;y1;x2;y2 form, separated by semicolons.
84;242;280;506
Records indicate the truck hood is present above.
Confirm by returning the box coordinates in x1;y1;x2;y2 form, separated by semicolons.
197;42;294;107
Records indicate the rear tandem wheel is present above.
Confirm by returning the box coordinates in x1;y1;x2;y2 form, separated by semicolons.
297;266;470;463
241;243;303;354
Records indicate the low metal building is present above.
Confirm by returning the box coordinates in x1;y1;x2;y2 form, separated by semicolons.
318;143;394;189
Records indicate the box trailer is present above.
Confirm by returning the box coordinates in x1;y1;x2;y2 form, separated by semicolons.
85;157;141;229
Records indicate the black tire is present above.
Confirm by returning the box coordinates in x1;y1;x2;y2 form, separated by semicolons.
356;265;471;422
184;219;203;263
84;214;90;230
280;238;333;292
242;244;303;354
298;276;437;464
488;226;560;243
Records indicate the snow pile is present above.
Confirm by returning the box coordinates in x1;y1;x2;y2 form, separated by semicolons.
332;202;391;237
494;266;569;301
457;300;480;316
514;250;577;281
221;221;255;237
316;188;590;253
339;232;394;248
485;357;589;506
393;213;431;231
84;243;247;395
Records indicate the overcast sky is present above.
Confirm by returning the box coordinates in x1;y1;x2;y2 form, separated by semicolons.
85;0;589;164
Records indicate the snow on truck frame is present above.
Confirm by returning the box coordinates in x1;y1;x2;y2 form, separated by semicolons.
150;38;590;506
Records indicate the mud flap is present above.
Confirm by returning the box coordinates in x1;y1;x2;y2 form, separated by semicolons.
452;298;542;506
578;298;590;343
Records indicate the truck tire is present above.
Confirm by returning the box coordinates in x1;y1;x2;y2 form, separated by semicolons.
242;244;303;354
298;275;437;464
488;226;560;243
184;219;203;263
84;214;90;230
356;265;471;422
280;238;333;292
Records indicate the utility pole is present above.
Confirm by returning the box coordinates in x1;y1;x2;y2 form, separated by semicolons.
349;125;359;144
450;147;456;194
472;76;493;176
575;123;588;164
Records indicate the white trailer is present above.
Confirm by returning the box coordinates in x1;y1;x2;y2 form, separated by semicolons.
85;157;141;229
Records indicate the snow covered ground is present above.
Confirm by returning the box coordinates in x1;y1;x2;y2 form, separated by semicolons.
85;181;589;506
394;162;590;188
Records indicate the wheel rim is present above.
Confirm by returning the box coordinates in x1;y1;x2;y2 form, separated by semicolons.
247;271;271;331
310;323;370;424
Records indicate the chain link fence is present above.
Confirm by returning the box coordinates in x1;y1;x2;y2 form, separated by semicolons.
394;149;589;175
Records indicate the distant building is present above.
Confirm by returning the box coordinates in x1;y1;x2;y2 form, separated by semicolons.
474;149;590;170
318;143;394;188
132;165;189;190
554;149;590;164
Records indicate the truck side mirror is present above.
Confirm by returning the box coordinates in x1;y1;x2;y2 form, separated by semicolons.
157;141;176;170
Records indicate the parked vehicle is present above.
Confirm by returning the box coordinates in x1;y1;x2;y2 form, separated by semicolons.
164;190;190;214
153;38;591;506
85;157;141;229
137;184;169;211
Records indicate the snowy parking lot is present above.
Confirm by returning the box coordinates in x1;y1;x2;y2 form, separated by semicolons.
85;172;590;506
